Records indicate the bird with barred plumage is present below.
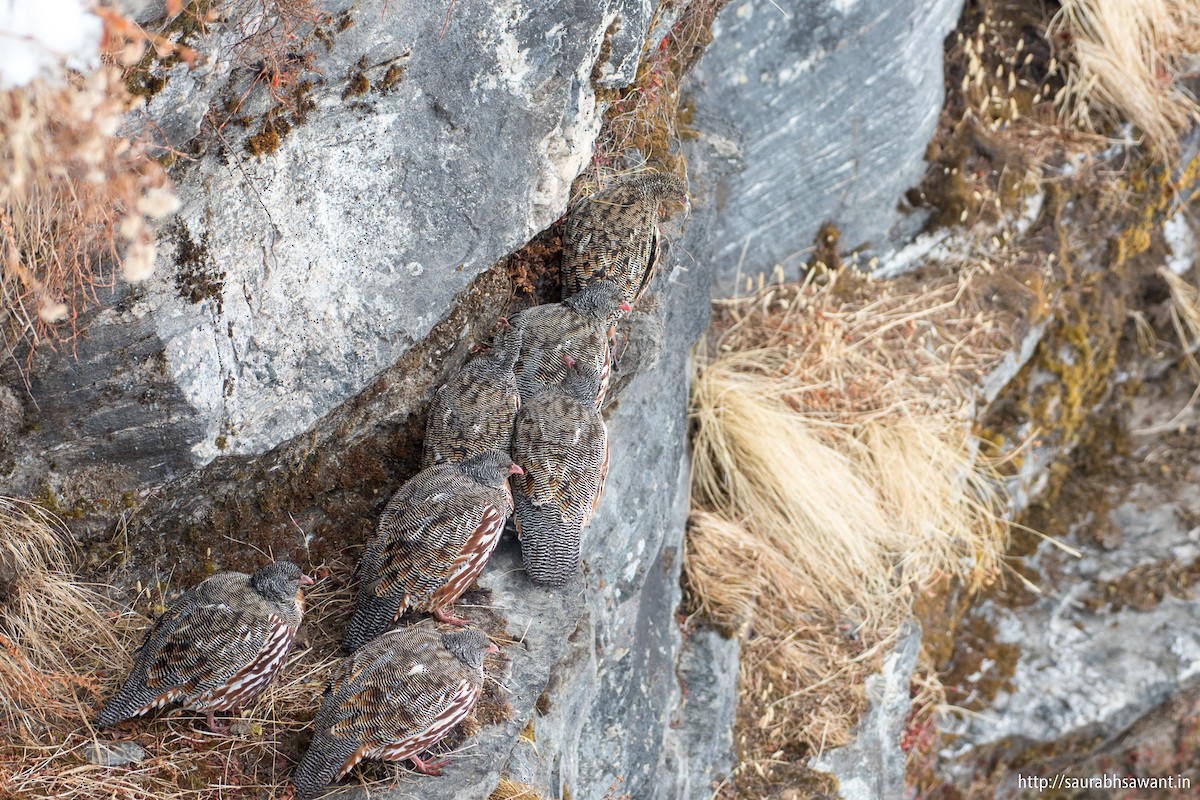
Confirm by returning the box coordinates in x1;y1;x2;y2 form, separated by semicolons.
498;279;630;410
422;330;522;469
561;171;688;306
343;450;522;652
291;623;496;798
96;561;312;732
511;359;609;586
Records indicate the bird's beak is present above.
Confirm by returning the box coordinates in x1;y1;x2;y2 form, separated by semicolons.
508;464;525;476
487;643;500;655
497;316;510;328
300;574;315;586
619;301;632;312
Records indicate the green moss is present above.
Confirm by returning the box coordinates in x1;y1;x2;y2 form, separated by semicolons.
378;64;406;93
121;0;215;99
245;115;292;157
1082;557;1200;614
342;71;370;100
173;227;225;311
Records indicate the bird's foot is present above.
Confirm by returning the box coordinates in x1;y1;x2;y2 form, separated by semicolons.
409;754;449;776
433;606;471;627
206;711;231;734
559;351;576;368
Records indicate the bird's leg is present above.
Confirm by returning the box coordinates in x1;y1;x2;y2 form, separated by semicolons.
206;711;230;733
409;753;450;776
433;605;471;627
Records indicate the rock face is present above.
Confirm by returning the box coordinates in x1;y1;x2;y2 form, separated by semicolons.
4;0;659;492
938;340;1200;798
687;0;965;291
0;0;974;798
810;625;921;800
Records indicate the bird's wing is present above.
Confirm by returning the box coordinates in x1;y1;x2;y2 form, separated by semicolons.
514;397;607;525
328;642;470;750
371;485;493;602
141;600;272;696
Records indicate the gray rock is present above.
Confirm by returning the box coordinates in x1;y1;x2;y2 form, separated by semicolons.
661;627;741;800
147;0;663;463
0;384;20;449
317;128;719;799
941;486;1200;792
86;740;148;767
2;0;664;498
687;0;965;292
608;291;667;401
0;1;972;796
810;623;921;800
486;178;720;799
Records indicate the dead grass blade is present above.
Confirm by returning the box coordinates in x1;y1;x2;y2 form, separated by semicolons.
686;269;1010;784
1050;0;1200;157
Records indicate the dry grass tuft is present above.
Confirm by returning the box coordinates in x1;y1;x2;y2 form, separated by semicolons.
1159;266;1200;372
0;498;131;734
0;525;508;800
0;66;176;358
686;269;1009;787
489;776;546;800
0;0;190;361
583;0;727;188
1050;0;1200;157
0;532;349;800
221;0;325;95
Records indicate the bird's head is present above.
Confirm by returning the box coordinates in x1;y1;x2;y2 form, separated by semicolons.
250;561;312;604
562;279;631;326
441;628;495;671
459;449;523;489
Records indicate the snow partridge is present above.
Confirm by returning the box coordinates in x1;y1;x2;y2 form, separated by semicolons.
292;623;497;798
96;561;313;732
511;362;609;586
561;172;688;306
499;279;631;409
422;330;522;468
343;450;522;652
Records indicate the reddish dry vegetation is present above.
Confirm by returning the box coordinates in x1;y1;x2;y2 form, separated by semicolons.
1;0;331;361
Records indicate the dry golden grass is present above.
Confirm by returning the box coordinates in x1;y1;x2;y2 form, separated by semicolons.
582;0;726;188
0;68;176;357
0;0;326;360
1160;266;1200;372
0;1;182;360
489;776;546;800
0;498;130;734
0;516;514;800
1050;0;1200;157
686;269;1010;786
0;515;351;800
